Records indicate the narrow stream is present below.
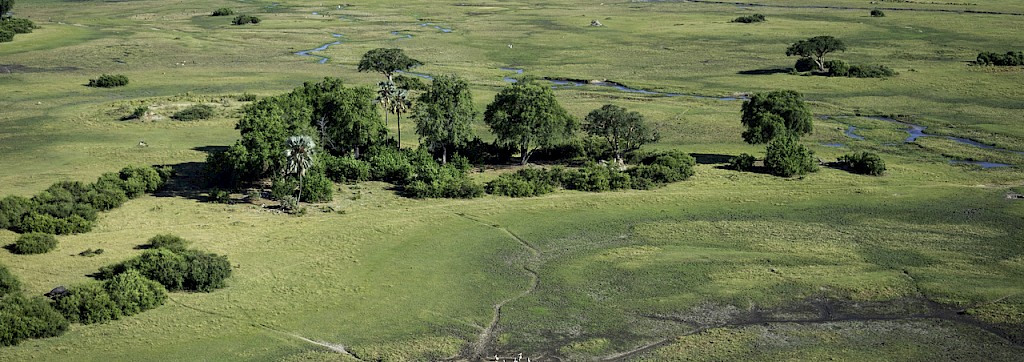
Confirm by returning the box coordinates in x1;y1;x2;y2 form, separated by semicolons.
294;34;343;64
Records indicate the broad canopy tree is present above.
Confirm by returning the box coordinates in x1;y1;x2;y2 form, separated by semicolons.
357;48;422;83
786;36;846;72
485;82;576;165
740;90;813;144
413;75;476;164
584;104;659;163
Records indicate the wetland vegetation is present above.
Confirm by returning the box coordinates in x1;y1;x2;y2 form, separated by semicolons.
0;0;1022;360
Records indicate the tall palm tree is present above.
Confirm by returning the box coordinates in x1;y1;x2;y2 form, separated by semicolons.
284;135;316;203
375;81;397;127
389;88;412;148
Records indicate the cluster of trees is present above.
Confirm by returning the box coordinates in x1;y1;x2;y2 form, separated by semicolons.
87;74;129;88
975;51;1024;66
232;14;260;25
738;90;818;177
0;0;35;43
208;48;672;204
0;264;68;346
732;14;766;23
0;165;170;235
787;36;896;78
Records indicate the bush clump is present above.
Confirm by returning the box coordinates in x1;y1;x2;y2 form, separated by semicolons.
0;264;21;298
231;14;261;25
171;104;215;121
53;282;121;324
794;57;816;72
0;293;69;346
870;9;885;17
0;17;36;34
103;269;167;316
486;168;559;197
87;74;129;88
13;233;58;255
145;234;190;252
846;64;897;78
324;154;371;183
729;153;757;171
838;152;886;176
122;106;148;120
211;8;235;16
764;136;818;177
732;14;766;23
0;28;12;42
99;239;231;292
975;51;1024;66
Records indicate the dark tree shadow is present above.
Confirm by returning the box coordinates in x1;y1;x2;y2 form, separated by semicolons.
690;153;734;165
737;68;791;75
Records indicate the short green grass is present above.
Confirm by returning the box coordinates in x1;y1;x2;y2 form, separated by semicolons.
1;0;1023;360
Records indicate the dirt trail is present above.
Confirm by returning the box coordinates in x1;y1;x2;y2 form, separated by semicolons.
167;296;362;360
455;213;542;361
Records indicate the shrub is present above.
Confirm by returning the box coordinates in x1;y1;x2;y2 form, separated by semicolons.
764;136;818;177
123;106;148;120
0;293;69;346
87;74;129;88
53;282;121;324
279;195;298;212
209;188;231;203
794;57;816;72
211;8;234;16
485;168;559;197
870;9;885;17
104;269;167;315
838;152;886;176
0;28;12;42
146;234;189;252
13;233;58;254
324;154;371;182
729;153;757;171
17;213;92;235
367;148;413;183
180;250;232;292
236;92;258;101
627;149;697;186
825;59;850;77
0;264;20;298
0;17;36;34
974;51;1024;66
559;163;614;192
404;165;483;199
846;64;897;78
81;183;128;211
0;195;33;230
231;14;261;25
171;104;215;121
270;177;298;201
299;170;334;202
119;165;165;194
732;14;766;23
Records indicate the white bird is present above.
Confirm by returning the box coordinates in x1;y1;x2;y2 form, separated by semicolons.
508;44;513;49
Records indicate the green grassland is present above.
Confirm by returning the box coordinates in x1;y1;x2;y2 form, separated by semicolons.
1;0;1023;360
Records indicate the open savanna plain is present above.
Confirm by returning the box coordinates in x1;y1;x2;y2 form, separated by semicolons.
1;0;1023;360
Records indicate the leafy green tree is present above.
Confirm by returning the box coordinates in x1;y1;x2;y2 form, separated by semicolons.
413;75;476;164
0;0;13;18
764;136;818;177
284;135;316;203
484;82;576;165
584;104;659;163
357;48;422;83
786;36;846;72
740;90;813;144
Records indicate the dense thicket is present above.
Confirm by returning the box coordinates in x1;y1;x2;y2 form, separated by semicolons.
87;74;129;88
98;237;231;293
0;166;169;235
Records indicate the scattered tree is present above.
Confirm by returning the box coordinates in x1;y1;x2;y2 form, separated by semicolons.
413;75;477;164
485;82;576;165
740;90;813;144
284;135;316;203
583;104;659;163
357;48;422;83
786;36;847;72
